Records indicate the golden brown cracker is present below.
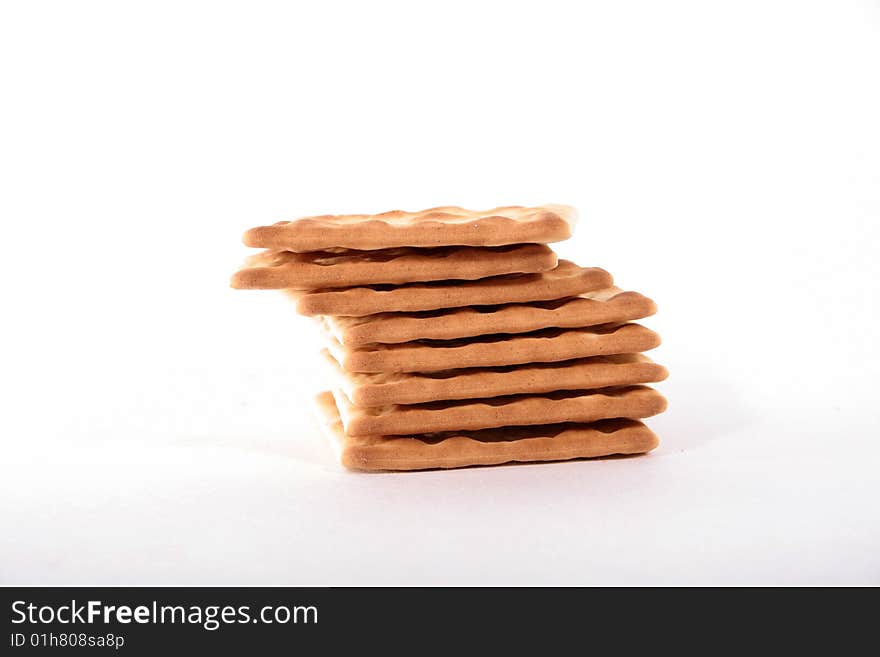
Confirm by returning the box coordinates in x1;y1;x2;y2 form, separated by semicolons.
331;385;667;436
244;205;576;251
293;261;612;317
323;322;660;373
314;391;659;471
322;286;656;345
324;350;668;406
231;244;558;290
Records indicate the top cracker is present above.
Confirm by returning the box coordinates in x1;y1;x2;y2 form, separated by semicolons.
242;205;576;251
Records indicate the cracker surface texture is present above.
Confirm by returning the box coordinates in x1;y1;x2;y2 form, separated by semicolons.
244;205;576;251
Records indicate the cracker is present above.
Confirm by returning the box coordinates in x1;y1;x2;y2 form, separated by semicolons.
324;350;668;406
314;391;660;470
322;286;655;345
243;205;576;251
231;244;557;290
323;322;660;373
291;261;612;317
331;385;666;437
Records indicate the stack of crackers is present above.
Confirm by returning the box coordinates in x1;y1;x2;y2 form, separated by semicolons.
232;205;667;471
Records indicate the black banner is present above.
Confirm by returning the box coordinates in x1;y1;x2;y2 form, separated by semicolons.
3;588;330;653
3;587;605;653
1;586;856;653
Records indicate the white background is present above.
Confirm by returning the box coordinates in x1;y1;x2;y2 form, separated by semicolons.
1;0;878;585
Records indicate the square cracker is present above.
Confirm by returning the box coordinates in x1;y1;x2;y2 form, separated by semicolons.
323;350;669;406
290;261;612;317
231;244;557;290
322;286;656;346
314;391;659;471
331;385;667;437
243;205;576;251
322;322;660;373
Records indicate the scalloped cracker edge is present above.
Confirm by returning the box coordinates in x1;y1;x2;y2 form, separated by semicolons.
231;244;557;290
323;286;656;345
323;321;660;373
324;350;668;406
314;391;659;471
244;205;576;251
331;385;667;436
291;261;612;317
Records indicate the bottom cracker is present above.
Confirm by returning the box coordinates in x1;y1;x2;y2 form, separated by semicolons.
313;391;659;472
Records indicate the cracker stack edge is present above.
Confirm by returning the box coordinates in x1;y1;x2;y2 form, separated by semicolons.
233;205;667;471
